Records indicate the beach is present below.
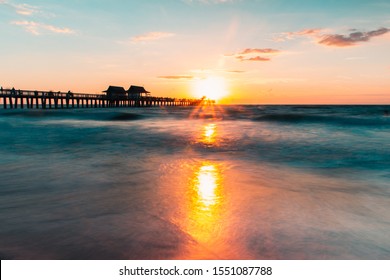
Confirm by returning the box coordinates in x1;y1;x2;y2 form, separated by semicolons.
0;105;389;259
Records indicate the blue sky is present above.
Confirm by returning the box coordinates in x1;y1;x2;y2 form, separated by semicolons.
1;0;389;103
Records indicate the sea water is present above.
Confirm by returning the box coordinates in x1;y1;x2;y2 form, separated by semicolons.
0;105;389;259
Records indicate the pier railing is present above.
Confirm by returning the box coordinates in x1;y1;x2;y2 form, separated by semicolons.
0;88;212;109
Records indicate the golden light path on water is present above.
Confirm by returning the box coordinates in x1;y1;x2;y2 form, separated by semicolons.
202;123;216;145
186;161;224;258
195;165;219;208
182;119;227;258
164;104;249;259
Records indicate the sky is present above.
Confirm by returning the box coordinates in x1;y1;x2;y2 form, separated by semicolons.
1;0;389;104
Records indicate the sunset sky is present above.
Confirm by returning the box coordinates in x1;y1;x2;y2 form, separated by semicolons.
1;0;389;104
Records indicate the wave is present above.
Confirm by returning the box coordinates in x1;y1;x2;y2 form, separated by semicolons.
107;112;145;121
0;109;149;122
0;110;72;118
252;113;390;127
2;105;389;124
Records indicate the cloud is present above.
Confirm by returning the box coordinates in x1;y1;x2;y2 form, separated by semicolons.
226;48;280;56
3;1;63;34
158;75;194;80
278;27;389;47
289;28;323;37
1;1;42;16
318;27;390;47
14;3;38;15
273;28;323;42
131;32;175;43
239;48;280;55
11;20;75;35
228;48;280;62
237;55;270;62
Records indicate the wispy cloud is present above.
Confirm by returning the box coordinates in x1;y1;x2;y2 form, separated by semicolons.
318;28;390;47
238;48;280;55
131;32;175;43
237;55;270;62
227;48;280;62
1;0;46;16
277;27;389;47
3;1;70;35
273;28;323;42
288;28;323;38
158;75;194;80
14;3;38;15
11;20;75;35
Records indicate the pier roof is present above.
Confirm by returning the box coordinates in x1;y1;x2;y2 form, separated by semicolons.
127;85;150;94
103;86;126;95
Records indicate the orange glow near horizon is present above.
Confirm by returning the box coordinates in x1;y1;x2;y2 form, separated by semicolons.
192;77;229;101
4;74;390;105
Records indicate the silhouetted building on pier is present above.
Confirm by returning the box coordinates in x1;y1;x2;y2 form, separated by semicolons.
103;86;126;99
127;85;150;99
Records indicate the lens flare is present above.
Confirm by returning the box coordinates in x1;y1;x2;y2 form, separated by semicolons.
192;77;228;101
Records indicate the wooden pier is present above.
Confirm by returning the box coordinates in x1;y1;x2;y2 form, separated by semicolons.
0;88;211;109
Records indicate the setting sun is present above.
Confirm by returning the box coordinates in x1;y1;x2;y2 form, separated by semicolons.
192;77;229;101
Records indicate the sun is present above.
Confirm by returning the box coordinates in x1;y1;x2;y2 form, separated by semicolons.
192;77;229;101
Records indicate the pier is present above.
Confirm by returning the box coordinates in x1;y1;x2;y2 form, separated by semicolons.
0;87;212;109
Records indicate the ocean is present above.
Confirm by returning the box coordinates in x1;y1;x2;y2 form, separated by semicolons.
0;105;389;259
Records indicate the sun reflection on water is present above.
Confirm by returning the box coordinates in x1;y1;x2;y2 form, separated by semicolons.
185;161;224;256
194;164;220;208
202;123;216;145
